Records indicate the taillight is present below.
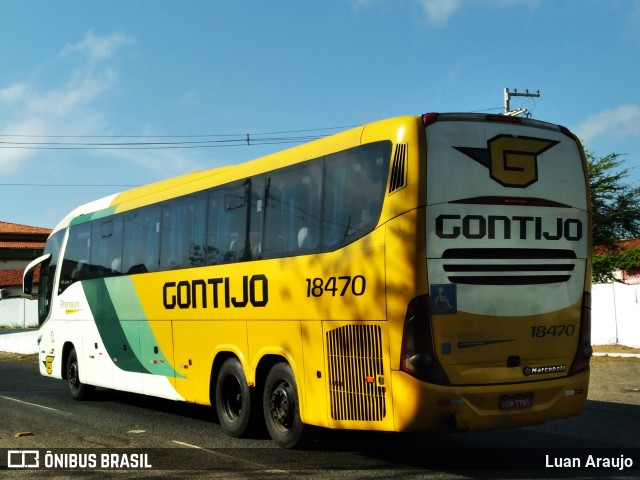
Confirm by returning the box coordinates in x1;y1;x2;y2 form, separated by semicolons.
400;295;450;385
568;292;593;375
485;114;522;124
559;125;576;139
421;113;439;126
449;195;570;208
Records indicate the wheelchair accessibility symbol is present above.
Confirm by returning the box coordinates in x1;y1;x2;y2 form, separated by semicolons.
430;284;457;315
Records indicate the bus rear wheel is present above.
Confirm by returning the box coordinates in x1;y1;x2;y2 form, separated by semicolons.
215;358;253;437
263;362;305;448
66;348;94;400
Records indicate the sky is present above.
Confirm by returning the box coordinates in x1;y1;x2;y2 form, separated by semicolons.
1;0;639;229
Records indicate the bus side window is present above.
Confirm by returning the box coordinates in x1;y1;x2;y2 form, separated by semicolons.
60;222;92;292
160;194;207;270
91;217;123;278
223;183;248;263
122;206;161;274
322;142;390;250
206;189;225;265
214;176;264;263
263;161;322;258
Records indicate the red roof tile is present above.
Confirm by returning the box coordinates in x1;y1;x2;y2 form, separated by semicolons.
0;268;39;288
594;239;640;255
0;221;51;235
0;221;51;250
619;239;640;249
0;241;46;249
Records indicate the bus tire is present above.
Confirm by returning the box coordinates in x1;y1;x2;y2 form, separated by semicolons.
66;348;94;400
263;362;305;448
215;358;253;437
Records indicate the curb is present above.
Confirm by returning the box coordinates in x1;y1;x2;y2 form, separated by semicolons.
593;352;640;359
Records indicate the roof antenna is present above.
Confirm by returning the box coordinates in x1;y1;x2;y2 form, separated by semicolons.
503;88;540;117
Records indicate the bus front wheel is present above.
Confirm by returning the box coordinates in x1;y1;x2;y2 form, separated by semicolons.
215;358;253;437
263;362;305;448
66;348;95;400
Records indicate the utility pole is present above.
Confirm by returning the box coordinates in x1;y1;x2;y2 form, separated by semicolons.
503;88;540;117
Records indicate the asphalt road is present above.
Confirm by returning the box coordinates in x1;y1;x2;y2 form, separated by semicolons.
1;353;639;479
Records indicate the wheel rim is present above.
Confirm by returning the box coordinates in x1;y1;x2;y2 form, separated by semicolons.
68;361;80;391
269;381;294;431
221;375;243;422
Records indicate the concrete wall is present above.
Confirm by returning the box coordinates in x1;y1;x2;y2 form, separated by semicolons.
592;282;640;348
0;298;39;328
0;329;38;354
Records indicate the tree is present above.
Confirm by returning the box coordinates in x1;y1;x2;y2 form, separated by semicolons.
587;151;640;282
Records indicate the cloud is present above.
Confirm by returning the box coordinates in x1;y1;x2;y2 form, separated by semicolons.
417;0;462;25
60;31;135;64
574;105;640;144
0;32;133;174
347;0;380;9
349;0;541;26
347;0;463;25
630;1;640;26
0;83;29;105
418;0;542;25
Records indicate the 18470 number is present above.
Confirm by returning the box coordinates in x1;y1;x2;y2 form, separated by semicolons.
306;275;366;297
530;324;576;338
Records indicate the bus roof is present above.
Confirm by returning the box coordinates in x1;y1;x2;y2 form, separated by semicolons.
50;120;377;234
48;113;574;235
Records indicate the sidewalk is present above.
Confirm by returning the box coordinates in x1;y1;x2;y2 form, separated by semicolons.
591;344;640;358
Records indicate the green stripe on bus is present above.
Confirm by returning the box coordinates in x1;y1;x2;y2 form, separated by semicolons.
105;277;183;378
83;278;150;374
69;206;118;226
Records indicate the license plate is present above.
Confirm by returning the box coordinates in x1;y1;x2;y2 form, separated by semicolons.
499;392;533;410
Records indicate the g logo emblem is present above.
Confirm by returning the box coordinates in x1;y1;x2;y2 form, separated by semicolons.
44;355;54;375
455;135;559;188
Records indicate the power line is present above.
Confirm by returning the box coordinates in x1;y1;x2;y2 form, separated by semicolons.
0;125;359;188
0;135;321;150
0;183;140;187
0;125;357;139
0;126;357;150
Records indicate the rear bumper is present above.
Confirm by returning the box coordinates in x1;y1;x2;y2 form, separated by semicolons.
391;369;589;432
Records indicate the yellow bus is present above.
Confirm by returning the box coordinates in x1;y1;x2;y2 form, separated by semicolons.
24;113;592;447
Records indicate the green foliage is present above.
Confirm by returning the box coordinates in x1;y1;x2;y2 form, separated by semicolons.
587;152;640;248
587;151;640;282
592;248;640;283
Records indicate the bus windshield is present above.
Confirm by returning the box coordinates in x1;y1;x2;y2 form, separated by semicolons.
37;229;65;324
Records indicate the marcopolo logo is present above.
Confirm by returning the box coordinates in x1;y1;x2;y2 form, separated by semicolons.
455;135;559;188
523;364;567;376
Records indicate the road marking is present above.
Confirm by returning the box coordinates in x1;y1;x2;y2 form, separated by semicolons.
171;440;288;473
0;395;66;413
172;440;204;449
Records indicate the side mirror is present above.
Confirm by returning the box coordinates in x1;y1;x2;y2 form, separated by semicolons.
23;269;34;296
23;254;51;296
